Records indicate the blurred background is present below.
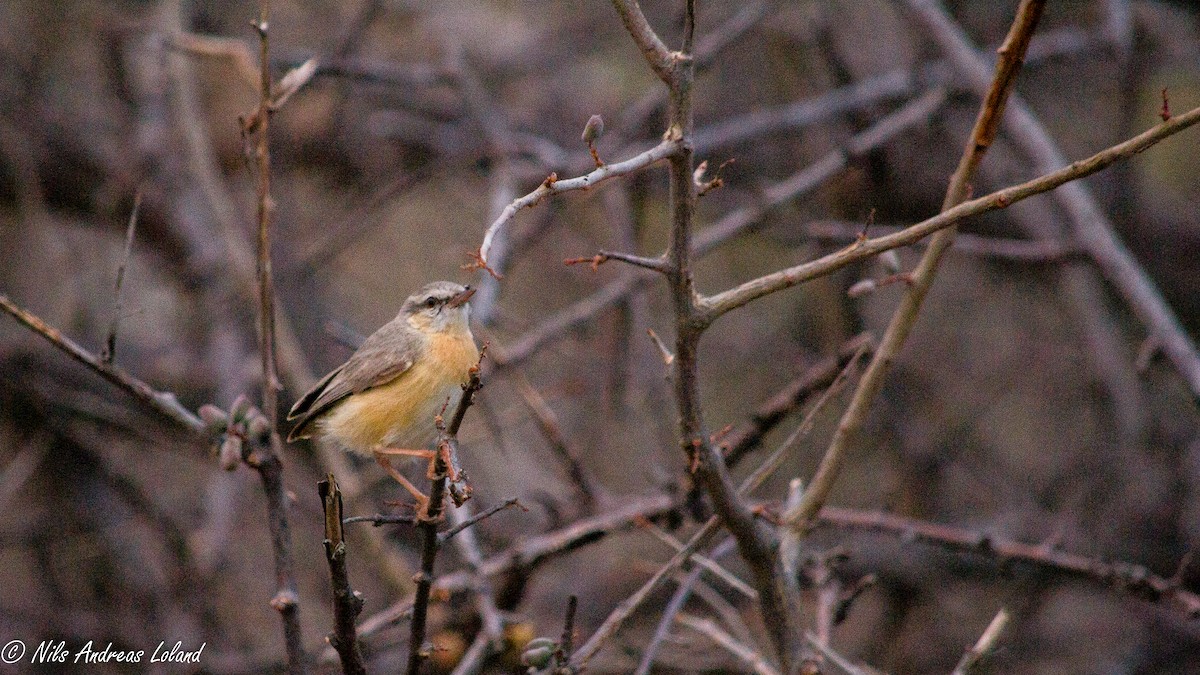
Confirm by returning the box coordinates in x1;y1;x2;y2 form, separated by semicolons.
2;0;1199;672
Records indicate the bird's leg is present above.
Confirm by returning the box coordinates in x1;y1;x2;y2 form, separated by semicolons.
372;449;430;514
376;446;439;479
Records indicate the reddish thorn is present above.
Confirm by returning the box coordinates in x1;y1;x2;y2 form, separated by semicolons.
709;424;734;444
1160;88;1172;122
563;254;608;271
463;250;504;279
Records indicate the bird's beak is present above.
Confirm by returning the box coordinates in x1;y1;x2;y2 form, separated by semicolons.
447;286;476;308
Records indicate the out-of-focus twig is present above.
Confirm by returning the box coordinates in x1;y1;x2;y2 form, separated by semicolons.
723;333;873;468
952;608;1011;675
676;612;781;675
101;191;142;365
634;537;737;675
816;507;1200;620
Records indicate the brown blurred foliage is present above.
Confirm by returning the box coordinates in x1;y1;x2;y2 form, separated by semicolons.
2;0;1200;672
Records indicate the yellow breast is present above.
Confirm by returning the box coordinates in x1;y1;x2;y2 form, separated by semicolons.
320;329;478;453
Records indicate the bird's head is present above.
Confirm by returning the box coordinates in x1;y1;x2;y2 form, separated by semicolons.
400;281;475;334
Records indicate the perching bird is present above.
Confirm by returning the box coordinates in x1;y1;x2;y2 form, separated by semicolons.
287;281;479;507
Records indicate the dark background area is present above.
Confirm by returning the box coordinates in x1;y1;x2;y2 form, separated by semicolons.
2;0;1199;672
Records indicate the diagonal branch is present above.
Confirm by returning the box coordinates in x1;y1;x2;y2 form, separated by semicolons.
697;101;1200;324
781;0;1047;532
609;0;675;84
904;0;1200;401
0;294;204;435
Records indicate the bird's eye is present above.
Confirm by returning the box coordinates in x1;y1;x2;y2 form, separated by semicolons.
424;297;438;308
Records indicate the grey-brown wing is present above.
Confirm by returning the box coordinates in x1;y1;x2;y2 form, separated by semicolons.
286;321;419;440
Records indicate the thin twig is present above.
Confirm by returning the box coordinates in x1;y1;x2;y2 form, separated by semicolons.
243;4;306;672
102;191;142;365
440;498;524;543
477;139;681;264
344;513;417;527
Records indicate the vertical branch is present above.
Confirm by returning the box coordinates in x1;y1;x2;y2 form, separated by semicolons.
784;0;1047;531
610;0;803;668
245;2;304;672
407;364;485;675
319;475;366;675
254;0;281;420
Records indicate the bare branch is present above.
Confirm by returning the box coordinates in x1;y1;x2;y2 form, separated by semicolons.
0;294;204;435
903;0;1200;401
407;360;485;675
478;139;681;264
780;0;1047;533
698;101;1200;324
440;498;524;543
609;0;675;84
242;4;306;671
817;507;1200;620
319;475;366;675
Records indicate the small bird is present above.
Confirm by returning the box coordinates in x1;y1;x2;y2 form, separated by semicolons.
287;281;479;508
